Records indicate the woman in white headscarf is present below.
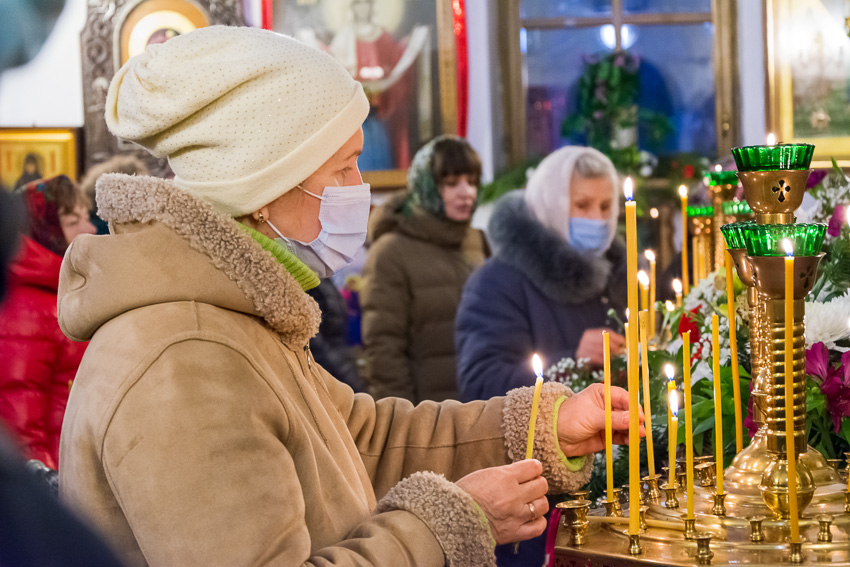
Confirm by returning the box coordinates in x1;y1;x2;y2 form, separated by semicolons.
457;146;628;402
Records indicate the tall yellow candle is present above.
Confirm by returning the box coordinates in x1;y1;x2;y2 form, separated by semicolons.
525;354;544;460
678;185;690;295
646;250;657;339
639;271;649;315
725;251;743;453
712;314;724;495
665;364;677;487
604;331;614;502
639;310;655;477
672;278;683;309
625;178;641;536
783;241;800;543
683;331;694;519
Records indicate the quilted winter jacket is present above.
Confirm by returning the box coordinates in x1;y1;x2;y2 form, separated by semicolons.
57;174;592;567
0;237;87;468
361;193;486;403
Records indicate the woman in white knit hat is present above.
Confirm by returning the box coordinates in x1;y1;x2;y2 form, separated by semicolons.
57;27;637;567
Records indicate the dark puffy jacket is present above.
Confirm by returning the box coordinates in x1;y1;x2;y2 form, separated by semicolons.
361;193;486;403
306;279;363;392
0;237;87;468
456;193;626;402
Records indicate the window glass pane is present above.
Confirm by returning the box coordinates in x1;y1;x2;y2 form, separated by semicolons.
521;0;612;20
623;0;711;15
524;23;717;159
524;27;610;158
628;23;716;156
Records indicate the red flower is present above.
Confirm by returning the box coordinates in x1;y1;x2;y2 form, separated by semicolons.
683;165;695;179
678;307;703;362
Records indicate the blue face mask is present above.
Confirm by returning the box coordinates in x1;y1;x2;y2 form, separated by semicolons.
569;217;609;255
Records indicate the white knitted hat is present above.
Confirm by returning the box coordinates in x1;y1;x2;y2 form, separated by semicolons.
105;26;370;216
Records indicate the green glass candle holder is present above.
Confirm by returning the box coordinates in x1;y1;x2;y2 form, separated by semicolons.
721;221;753;249
740;223;826;257
721;200;753;216
687;205;714;218
731;144;815;171
708;170;739;186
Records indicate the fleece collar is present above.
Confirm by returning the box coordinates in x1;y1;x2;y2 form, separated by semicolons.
58;174;321;345
487;192;626;305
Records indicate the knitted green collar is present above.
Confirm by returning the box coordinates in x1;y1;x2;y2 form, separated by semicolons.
239;224;320;291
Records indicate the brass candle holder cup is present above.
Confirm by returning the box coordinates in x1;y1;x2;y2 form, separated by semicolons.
695;463;715;487
694;532;714;565
843;489;850;513
817;514;833;543
684;518;697;540
789;541;803;564
643;474;662;501
661;482;679;509
601;497;622;517
711;492;727;517
748;516;765;542
622;484;645;506
569;490;590;501
628;533;643;556
556;500;591;547
639;506;648;532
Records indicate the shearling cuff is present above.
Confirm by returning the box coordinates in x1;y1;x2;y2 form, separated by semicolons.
502;382;594;493
377;471;496;567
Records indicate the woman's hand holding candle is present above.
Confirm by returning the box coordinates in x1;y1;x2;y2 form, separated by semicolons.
556;383;644;456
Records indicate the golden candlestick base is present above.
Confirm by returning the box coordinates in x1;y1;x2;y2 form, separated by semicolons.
817;514;833;542
623;484;645;505
677;471;687;493
759;456;815;518
661;482;679;509
843;489;850;513
568;490;590;501
601;498;622;517
749;516;765;542
789;541;803;564
695;463;714;487
639;505;648;532
643;474;662;501
695;532;714;565
628;533;643;556
556;500;590;547
711;492;727;516
684;518;697;540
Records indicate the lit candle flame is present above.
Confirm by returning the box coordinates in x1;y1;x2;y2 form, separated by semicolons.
532;353;543;378
624;177;634;201
672;278;683;294
645;250;656;262
714;164;722;172
649;207;659;219
626;308;630;322
678;185;688;199
666;300;675;311
638;270;649;288
767;132;776;146
782;238;794;257
664;364;675;381
669;389;679;418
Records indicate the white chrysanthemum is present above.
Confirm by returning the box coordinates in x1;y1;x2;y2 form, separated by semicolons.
805;292;850;350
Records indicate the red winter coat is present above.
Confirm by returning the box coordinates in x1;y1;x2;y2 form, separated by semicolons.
0;237;87;468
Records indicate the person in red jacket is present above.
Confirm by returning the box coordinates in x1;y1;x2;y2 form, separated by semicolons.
0;176;95;468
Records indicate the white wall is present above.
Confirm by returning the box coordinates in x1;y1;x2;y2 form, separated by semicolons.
0;0;87;126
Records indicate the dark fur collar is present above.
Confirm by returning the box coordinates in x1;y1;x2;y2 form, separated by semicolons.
487;192;626;305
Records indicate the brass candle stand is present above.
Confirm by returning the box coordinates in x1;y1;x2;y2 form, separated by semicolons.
555;144;850;565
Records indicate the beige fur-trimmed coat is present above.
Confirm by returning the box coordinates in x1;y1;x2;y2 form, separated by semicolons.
57;174;592;567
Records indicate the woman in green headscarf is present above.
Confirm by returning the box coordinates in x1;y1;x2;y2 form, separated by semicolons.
361;136;487;403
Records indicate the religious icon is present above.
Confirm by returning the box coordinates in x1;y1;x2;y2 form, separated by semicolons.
0;129;78;191
276;0;458;183
117;0;210;67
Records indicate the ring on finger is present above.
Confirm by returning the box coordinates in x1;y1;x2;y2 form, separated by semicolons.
528;501;537;520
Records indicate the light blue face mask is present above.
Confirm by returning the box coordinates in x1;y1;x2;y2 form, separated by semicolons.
569;217;609;255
